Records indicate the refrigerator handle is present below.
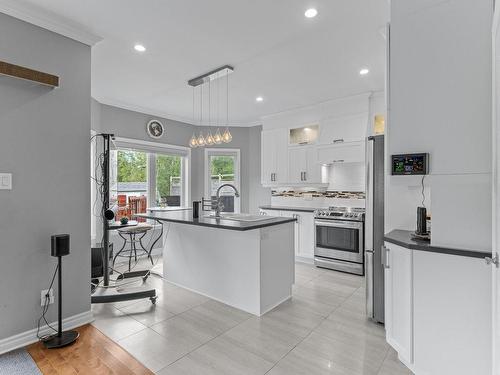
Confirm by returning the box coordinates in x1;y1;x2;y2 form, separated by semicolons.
365;249;374;319
365;138;374;252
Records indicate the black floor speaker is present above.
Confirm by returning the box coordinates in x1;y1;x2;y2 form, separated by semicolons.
43;234;79;349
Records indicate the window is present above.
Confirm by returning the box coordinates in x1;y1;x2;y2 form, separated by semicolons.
155;154;182;207
205;149;240;213
109;138;190;221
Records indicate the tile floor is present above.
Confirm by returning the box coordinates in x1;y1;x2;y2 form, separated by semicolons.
92;259;412;375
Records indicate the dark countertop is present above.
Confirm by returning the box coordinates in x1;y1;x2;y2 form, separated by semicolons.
134;210;296;231
384;230;490;259
259;205;319;213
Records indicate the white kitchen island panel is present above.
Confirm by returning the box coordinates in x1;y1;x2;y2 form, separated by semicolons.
162;221;295;316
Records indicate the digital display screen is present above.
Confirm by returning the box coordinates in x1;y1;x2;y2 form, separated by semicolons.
391;153;429;175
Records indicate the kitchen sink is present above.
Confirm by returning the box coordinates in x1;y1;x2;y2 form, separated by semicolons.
204;213;274;222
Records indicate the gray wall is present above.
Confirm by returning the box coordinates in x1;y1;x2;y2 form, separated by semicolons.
94;103;269;213
0;14;91;339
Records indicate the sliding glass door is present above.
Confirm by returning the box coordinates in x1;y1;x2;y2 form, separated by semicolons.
108;142;189;221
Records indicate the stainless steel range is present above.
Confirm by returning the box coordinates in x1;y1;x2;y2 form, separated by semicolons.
314;207;365;275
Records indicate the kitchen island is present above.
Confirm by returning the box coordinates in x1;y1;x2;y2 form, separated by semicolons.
135;210;296;316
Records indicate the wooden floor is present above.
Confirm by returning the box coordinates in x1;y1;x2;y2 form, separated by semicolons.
27;324;153;375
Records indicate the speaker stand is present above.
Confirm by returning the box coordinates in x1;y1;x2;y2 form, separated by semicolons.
43;255;79;348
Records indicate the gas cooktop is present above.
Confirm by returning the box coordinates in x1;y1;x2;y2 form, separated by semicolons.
314;206;365;221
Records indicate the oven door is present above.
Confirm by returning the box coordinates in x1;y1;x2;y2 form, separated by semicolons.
314;219;364;263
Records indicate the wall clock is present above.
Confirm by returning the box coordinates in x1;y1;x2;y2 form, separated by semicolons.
146;119;164;139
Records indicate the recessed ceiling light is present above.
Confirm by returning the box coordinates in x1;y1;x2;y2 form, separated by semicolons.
305;8;318;18
256;96;264;102
359;68;370;76
134;44;146;52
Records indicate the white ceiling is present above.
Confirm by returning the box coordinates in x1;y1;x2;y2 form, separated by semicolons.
11;0;388;126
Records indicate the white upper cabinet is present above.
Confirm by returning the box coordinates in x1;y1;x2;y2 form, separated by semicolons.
316;141;365;165
261;128;288;186
260;95;370;187
288;146;321;184
319;113;368;145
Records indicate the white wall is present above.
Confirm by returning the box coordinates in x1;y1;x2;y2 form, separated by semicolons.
387;0;492;251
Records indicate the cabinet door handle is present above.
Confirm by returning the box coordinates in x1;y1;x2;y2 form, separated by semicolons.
333;138;344;143
303;171;307;181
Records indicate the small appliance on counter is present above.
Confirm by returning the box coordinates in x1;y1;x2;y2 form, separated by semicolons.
314;206;365;275
411;206;431;241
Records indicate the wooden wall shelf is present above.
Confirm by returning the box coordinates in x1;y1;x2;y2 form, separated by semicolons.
0;60;59;87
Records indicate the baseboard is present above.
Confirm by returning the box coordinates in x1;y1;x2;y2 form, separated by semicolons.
0;310;94;355
295;255;314;265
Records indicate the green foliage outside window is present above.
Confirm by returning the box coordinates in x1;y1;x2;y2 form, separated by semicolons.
156;155;181;199
117;151;147;182
211;156;234;181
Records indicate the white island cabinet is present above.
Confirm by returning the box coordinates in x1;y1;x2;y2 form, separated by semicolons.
384;231;491;375
137;210;296;316
260;208;314;262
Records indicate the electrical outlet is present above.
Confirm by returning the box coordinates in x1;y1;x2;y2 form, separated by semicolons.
41;289;54;306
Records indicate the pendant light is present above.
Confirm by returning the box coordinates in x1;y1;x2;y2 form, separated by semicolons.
188;65;234;147
214;128;223;144
222;67;232;143
197;85;206;146
205;79;215;145
189;87;198;147
214;71;223;144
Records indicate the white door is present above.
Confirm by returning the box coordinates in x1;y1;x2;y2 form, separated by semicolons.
280;211;299;256
205;148;240;213
261;130;276;185
288;148;307;183
384;243;413;366
305;147;321;183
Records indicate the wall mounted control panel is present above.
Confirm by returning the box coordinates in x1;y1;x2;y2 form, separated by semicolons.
391;153;429;175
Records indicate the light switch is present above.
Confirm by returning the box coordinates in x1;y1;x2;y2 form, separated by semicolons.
0;173;12;190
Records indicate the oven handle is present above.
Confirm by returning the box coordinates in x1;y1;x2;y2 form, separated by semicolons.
314;219;363;230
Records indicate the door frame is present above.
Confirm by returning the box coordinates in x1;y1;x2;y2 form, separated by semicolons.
492;2;500;373
204;148;241;213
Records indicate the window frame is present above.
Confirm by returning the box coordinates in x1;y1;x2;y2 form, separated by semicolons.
113;137;191;208
204;148;241;213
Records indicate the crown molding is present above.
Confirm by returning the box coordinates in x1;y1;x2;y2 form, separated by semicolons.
95;96;262;128
0;0;102;46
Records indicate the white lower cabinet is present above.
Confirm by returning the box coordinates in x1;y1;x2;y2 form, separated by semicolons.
260;209;314;261
384;242;492;375
383;243;413;367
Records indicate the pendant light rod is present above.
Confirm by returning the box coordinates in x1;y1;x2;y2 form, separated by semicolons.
188;65;234;87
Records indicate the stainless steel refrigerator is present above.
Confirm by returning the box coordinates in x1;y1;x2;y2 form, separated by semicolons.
365;135;385;324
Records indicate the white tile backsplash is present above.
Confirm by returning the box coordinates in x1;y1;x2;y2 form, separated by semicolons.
327;162;365;192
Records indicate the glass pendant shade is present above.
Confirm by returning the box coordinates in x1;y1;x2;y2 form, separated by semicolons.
189;133;198;148
214;128;223;144
197;132;206;146
222;127;232;143
206;131;215;145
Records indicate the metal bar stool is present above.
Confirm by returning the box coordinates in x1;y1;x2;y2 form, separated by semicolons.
113;223;154;271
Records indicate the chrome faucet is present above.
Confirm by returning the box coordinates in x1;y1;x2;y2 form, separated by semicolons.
215;184;240;218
